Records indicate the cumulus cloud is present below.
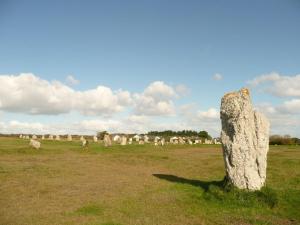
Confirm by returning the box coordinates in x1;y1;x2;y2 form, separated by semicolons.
276;99;300;114
133;81;179;116
248;72;300;97
66;75;80;86
179;104;221;136
255;102;300;136
175;84;190;96
0;74;74;114
0;74;187;117
0;73;131;116
213;73;223;81
197;108;219;120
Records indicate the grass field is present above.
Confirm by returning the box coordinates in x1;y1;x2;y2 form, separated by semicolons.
0;137;299;225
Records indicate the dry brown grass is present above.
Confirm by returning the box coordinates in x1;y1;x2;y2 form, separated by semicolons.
0;137;299;225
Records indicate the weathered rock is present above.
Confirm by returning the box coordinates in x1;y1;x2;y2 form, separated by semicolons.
144;135;149;143
93;136;98;142
82;139;88;148
29;139;41;149
220;88;269;190
178;137;185;144
104;134;112;147
160;138;165;146
121;136;127;145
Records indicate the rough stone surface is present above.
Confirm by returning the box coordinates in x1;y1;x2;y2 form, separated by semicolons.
220;88;270;190
29;139;41;149
104;134;112;147
93;136;98;142
121;136;127;145
82;139;88;148
160;138;165;146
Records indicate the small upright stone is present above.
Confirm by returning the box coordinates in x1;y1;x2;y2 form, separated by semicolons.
29;139;41;149
104;134;112;147
220;88;269;190
120;136;127;145
93;136;98;142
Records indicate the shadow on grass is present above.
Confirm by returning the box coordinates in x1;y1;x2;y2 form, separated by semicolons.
153;174;278;208
153;174;224;191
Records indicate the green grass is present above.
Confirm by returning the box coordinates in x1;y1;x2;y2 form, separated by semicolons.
0;137;299;225
75;203;104;216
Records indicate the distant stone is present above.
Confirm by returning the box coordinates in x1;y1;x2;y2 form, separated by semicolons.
93;136;98;142
221;88;270;190
55;135;60;141
161;138;165;146
133;134;140;142
178;137;185;144
139;140;144;145
113;135;121;143
82;139;88;148
32;135;37;140
29;139;41;149
48;135;54;140
121;136;127;145
104;134;112;147
144;135;149;143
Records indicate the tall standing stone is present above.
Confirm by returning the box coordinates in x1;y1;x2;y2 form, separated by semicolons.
104;134;112;147
121;136;127;145
220;88;269;190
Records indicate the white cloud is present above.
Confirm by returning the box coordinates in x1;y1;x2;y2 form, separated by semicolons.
0;73;131;116
133;81;179;116
0;73;74;114
276;99;300;114
143;81;177;100
179;104;221;136
65;75;79;86
255;102;300;137
0;74;188;117
248;72;300;97
213;73;223;81
175;84;190;96
197;108;219;120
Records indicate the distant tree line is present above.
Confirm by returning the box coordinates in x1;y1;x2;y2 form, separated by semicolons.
269;135;300;145
147;130;212;140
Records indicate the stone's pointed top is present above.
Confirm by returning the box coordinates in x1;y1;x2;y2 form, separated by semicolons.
240;87;250;96
222;87;250;100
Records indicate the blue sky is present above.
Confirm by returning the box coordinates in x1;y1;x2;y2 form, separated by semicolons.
0;0;300;137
